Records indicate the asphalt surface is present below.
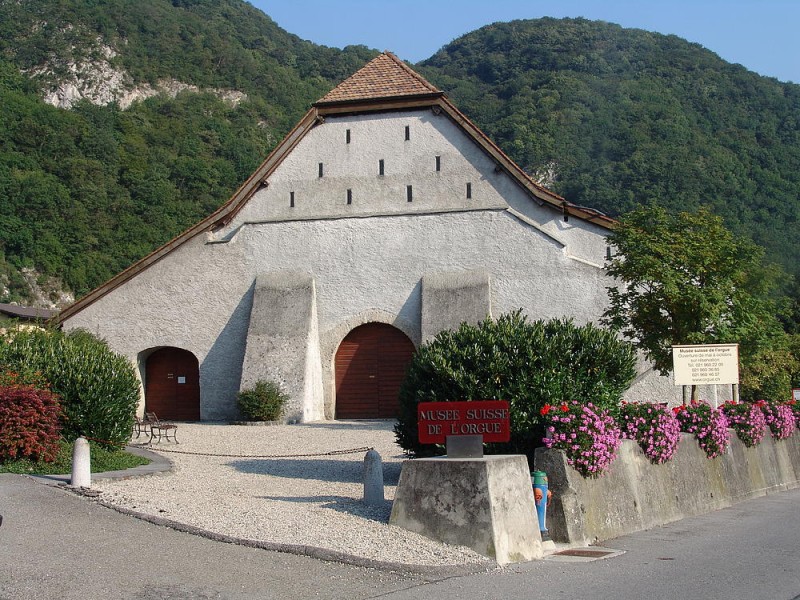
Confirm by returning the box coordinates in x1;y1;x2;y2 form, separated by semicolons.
3;470;800;599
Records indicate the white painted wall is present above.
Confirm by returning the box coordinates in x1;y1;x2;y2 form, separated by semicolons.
62;107;676;420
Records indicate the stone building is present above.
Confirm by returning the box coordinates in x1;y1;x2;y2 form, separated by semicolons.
57;52;664;421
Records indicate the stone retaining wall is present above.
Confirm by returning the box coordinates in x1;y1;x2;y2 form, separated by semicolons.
534;431;800;545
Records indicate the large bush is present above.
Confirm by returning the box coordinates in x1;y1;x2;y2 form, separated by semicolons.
0;380;62;463
0;328;140;447
394;312;636;460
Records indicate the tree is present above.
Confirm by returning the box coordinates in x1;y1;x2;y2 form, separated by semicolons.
603;205;790;400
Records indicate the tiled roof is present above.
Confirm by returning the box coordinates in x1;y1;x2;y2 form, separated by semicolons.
315;52;441;105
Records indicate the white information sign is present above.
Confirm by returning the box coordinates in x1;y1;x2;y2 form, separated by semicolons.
793;388;800;402
672;344;739;386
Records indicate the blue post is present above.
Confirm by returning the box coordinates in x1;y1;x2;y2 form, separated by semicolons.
532;470;551;541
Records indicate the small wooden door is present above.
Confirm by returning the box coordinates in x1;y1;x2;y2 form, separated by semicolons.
145;347;200;420
335;323;415;419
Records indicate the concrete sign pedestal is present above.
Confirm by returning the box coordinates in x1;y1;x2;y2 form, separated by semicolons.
389;455;542;564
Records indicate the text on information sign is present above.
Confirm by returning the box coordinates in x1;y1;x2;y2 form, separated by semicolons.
417;400;510;444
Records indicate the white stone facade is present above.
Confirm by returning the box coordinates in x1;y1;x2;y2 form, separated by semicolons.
60;55;698;421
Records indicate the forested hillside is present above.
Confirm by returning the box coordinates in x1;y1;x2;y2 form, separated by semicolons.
0;0;375;304
416;19;800;276
1;3;799;309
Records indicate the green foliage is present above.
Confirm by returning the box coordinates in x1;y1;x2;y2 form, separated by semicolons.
394;312;636;460
603;205;790;398
237;380;287;422
0;328;140;447
419;18;800;280
0;382;62;463
0;0;377;303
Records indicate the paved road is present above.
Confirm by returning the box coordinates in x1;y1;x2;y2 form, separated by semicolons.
2;473;800;599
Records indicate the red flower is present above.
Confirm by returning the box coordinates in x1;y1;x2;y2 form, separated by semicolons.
540;404;551;416
560;403;570;413
672;405;685;414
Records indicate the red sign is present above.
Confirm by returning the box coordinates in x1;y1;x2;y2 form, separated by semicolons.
417;400;511;444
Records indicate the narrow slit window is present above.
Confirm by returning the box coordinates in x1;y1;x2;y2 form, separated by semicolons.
318;162;324;178
347;189;352;205
406;185;413;202
435;155;441;172
346;129;351;144
466;182;472;199
290;191;295;208
404;125;410;141
379;159;385;176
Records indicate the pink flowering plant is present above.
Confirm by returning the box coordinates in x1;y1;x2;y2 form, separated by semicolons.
790;400;800;429
541;400;622;478
720;401;767;448
619;401;681;464
759;400;796;440
673;401;730;459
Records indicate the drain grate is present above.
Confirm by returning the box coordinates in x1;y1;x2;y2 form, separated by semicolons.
554;548;616;558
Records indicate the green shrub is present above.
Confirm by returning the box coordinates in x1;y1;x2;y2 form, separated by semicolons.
394;311;636;461
0;382;62;462
237;380;287;421
0;328;140;447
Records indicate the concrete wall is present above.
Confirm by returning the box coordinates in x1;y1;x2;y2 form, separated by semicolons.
534;432;800;546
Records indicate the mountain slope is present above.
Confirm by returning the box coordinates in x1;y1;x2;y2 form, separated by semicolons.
1;7;799;307
417;18;800;275
0;0;376;305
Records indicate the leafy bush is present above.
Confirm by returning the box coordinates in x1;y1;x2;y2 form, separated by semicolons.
237;380;287;421
0;328;140;447
0;382;62;463
394;312;636;460
541;400;622;477
674;402;730;459
619;402;681;464
721;401;767;447
759;400;796;440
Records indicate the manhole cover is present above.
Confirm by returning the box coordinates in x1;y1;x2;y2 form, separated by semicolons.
554;549;616;558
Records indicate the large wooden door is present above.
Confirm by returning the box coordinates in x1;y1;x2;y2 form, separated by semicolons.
145;348;200;420
335;323;415;419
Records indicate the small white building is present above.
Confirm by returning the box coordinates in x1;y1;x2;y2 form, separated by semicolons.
57;53;668;421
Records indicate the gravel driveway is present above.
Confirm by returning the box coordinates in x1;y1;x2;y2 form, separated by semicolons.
93;420;491;568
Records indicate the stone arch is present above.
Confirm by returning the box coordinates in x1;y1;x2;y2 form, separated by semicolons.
334;322;416;419
140;346;201;420
321;310;418;419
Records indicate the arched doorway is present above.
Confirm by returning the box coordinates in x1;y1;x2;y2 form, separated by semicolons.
335;323;415;419
145;347;200;420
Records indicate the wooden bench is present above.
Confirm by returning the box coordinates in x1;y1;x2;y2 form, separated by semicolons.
146;412;179;444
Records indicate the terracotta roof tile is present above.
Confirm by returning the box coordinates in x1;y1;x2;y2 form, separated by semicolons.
316;52;441;104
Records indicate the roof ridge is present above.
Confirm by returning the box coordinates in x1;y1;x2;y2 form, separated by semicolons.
315;51;442;105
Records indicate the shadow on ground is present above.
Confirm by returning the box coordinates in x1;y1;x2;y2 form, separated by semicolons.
227;458;402;485
259;494;393;522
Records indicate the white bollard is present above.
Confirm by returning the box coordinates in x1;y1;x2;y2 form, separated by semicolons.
363;449;384;506
71;437;91;488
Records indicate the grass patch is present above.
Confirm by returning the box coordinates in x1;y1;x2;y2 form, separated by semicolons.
0;439;149;475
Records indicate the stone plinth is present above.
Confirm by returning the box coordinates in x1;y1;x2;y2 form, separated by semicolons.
389;455;542;564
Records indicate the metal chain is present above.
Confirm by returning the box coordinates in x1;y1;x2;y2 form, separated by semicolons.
131;445;374;459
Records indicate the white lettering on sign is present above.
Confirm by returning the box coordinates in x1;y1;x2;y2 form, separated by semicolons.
672;344;739;386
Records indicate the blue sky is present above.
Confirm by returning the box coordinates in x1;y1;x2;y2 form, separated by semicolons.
248;0;800;83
